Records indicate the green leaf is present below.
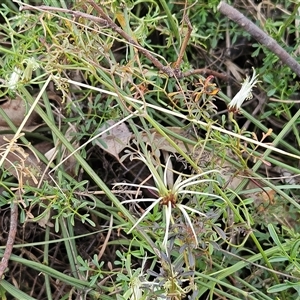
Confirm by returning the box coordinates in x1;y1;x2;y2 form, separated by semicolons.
269;256;289;263
267;224;282;248
267;88;277;97
290;239;300;260
0;281;35;300
268;281;300;294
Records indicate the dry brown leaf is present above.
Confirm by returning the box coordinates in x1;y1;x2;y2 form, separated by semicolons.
0;96;39;126
0;136;48;187
139;127;193;154
33;141;54;154
139;127;244;188
95;120;131;160
0;138;54;228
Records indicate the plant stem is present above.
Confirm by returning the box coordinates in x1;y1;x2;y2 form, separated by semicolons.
218;1;300;77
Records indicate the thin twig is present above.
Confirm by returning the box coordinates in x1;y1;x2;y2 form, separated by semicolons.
19;3;107;25
0;202;18;280
97;213;113;261
174;15;193;70
218;1;300;77
182;68;229;81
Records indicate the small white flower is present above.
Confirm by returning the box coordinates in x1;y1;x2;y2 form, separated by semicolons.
7;67;22;90
228;68;260;112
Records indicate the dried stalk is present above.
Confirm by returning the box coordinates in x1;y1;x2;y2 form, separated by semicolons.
0;202;18;280
174;16;193;70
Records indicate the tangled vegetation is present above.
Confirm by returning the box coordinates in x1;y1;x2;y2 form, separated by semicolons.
0;0;300;299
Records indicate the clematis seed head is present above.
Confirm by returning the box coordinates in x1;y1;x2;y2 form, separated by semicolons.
228;68;260;112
